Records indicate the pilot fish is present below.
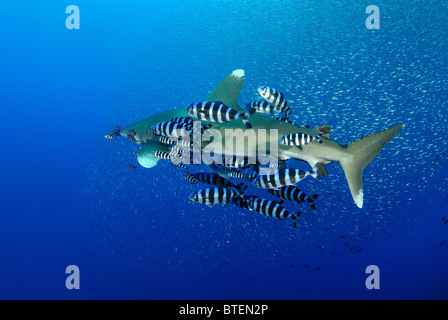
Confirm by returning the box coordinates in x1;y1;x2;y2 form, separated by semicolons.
193;172;248;193
247;197;301;228
267;186;319;211
185;101;255;129
221;154;255;169
227;171;248;179
170;116;213;134
222;167;248;178
158;136;177;145
151;121;192;138
232;195;260;211
170;116;194;125
244;171;259;182
257;86;291;116
188;187;239;207
126;129;138;144
273;116;295;124
152;151;172;160
245;101;284;116
104;134;115;140
279;132;323;147
253;167;320;189
183;171;198;184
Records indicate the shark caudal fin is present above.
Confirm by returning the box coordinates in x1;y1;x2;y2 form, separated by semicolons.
339;124;404;208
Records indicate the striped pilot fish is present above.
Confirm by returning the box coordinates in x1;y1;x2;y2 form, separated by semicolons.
188;187;239;207
252;166;320;189
231;195;260;211
183;171;198;184
152;151;189;169
170;116;213;134
202;154;253;169
245;172;259;182
104;134;115;140
193;173;248;193
168;145;192;165
152;149;189;169
279;132;323;147
222;166;248;178
151;121;192;138
273;116;295;125
168;144;184;157
227;171;248;179
176;138;192;147
245;101;285;116
158;136;177;145
267;186;319;211
170;116;194;125
247;198;301;228
127;129;138;144
127;135;137;143
221;154;255;169
257;86;291;116
223;167;243;174
152;151;172;160
185;101;255;129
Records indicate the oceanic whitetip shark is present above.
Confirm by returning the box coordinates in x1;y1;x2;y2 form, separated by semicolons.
120;69;404;208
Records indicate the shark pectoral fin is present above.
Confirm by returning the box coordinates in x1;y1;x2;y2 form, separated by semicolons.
137;140;164;168
340;124;405;208
205;69;245;111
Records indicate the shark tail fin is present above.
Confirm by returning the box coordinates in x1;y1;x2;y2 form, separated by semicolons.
339;124;404;208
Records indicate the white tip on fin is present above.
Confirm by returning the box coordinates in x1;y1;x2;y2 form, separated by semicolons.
354;189;364;208
231;69;245;79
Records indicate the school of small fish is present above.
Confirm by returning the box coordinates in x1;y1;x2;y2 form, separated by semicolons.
106;86;325;229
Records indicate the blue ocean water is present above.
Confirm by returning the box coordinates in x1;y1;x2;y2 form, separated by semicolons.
1;0;447;300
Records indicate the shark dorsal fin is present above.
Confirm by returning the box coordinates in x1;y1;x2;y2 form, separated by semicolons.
204;70;245;111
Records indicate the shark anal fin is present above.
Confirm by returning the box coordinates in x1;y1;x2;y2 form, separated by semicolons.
316;162;328;177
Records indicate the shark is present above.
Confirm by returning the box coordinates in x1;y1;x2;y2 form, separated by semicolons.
120;69;404;208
